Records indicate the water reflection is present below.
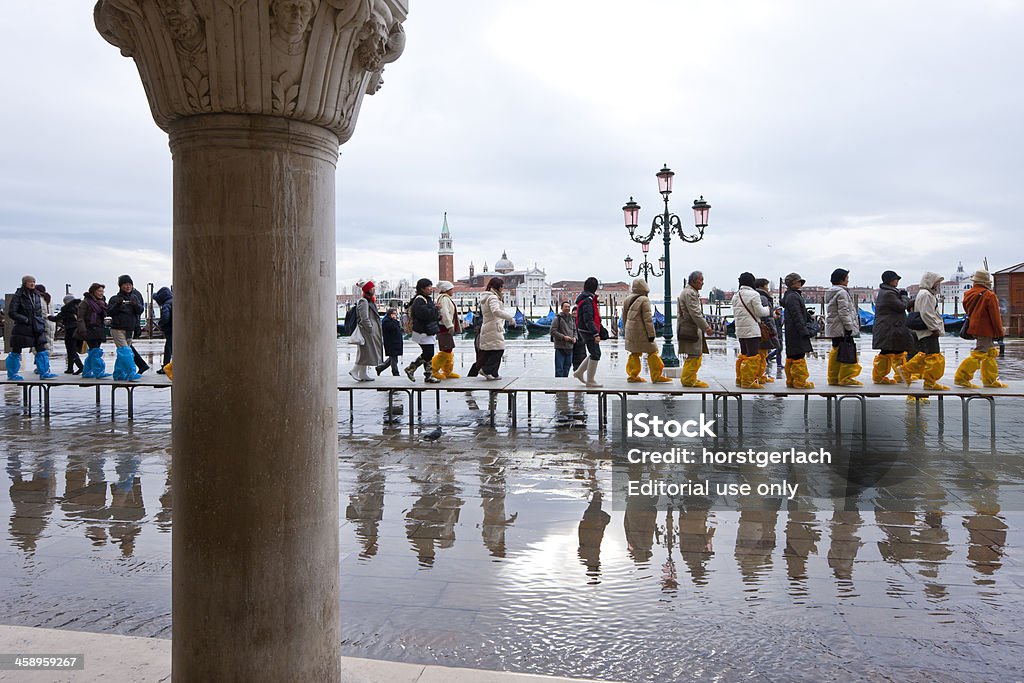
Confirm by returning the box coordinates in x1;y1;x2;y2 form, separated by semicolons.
346;457;385;559
7;454;55;553
577;492;610;580
405;459;464;567
479;451;517;558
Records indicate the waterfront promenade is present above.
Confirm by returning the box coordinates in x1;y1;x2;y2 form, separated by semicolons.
1;336;1023;681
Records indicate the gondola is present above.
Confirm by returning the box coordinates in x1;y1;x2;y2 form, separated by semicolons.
505;307;527;336
527;308;555;335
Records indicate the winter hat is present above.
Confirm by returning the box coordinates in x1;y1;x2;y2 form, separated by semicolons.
118;274;133;286
63;295;76;305
880;270;900;284
437;281;454;293
21;275;35;286
738;272;756;288
971;270;993;288
830;268;850;285
361;280;375;294
784;272;805;287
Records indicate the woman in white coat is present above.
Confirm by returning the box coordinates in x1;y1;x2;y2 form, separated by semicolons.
477;277;516;380
730;272;769;389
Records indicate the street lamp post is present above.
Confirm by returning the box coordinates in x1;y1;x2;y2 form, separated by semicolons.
624;241;666;282
622;165;710;367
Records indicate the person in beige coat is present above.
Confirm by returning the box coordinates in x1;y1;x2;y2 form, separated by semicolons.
623;278;671;383
730;272;769;389
676;271;712;387
477;277;516;380
431;281;461;379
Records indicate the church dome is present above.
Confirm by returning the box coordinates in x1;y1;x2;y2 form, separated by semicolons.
494;250;515;273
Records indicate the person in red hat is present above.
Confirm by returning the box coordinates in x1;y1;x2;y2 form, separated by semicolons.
349;281;383;382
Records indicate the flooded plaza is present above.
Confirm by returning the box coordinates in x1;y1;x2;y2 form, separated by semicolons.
2;336;1024;681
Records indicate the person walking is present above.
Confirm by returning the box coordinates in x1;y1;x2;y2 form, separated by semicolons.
5;275;57;380
677;271;713;388
780;272;815;389
477;277;516;380
870;271;916;385
77;283;112;379
623;278;671;383
551;300;577;377
349;281;382;382
572;276;604;387
56;294;84;374
898;272;949;390
954;269;1007;388
825;268;863;386
107;275;146;381
432;281;461;380
35;285;57;354
754;278;777;384
153;286;173;375
376;308;404;376
405;278;441;383
730;272;769;389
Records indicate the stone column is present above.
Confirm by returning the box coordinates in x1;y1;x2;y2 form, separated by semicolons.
93;1;407;681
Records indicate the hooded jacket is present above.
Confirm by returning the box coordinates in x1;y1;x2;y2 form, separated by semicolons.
825;285;860;338
478;290;515;351
914;272;944;339
622;278;658;355
575;290;600;340
154;287;173;336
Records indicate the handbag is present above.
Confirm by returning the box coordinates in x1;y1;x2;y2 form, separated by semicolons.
837;337;857;364
350;326;365;345
906;311;928;331
959;296;978;340
677;319;700;342
739;294;774;341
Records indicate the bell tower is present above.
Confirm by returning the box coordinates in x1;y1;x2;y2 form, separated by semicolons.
438;212;454;283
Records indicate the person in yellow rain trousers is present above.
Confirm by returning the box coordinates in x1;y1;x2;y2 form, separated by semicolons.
953;270;1008;388
897;272;949;390
780;272;815;389
676;271;714;388
623;278;671;383
432;281;461;380
870;271;916;385
730;272;770;389
825;268;863;386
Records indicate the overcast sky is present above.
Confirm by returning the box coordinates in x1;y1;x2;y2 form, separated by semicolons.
1;0;1022;299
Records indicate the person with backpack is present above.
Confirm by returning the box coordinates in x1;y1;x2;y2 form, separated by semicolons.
376;308;404;376
572;276;603;387
780;272;815;389
953;269;1007;388
5;275;58;380
349;281;383;382
56;294;85;374
431;281;461;380
154;286;173;374
550;300;577;377
405;278;441;383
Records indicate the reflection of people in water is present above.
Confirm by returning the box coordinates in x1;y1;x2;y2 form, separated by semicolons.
578;492;611;577
827;508;864;582
405;463;464;567
108;458;146;557
735;507;779;585
479;453;516;558
7;454;56;553
784;508;821;583
677;505;716;587
624;492;658;564
964;495;1006;579
345;458;386;559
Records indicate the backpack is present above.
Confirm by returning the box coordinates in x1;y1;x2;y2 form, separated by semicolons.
342;305;359;335
403;297;417;334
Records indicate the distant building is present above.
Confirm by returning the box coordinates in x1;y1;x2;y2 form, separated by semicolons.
438;213;454;284
550;280;631;310
994;262;1024;336
456;251;553;313
940;261;971;305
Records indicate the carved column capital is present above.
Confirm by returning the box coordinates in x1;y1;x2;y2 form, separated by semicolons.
95;0;408;143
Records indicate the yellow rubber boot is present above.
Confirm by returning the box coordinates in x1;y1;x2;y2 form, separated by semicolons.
163;361;173;382
784;359;795;387
757;349;774;383
791;358;815;389
739;355;764;389
981;348;1008;388
872;354;897;384
648;354;672;383
922;353;949;390
899;352;926;386
626;353;645;382
827;348;840;386
431;352;448;379
680;356;709;388
954;350;985;388
838;361;863;386
735;356;743;386
443;352;461;379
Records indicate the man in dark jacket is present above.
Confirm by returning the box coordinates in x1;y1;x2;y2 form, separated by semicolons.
871;270;915;385
107;274;147;379
154;286;173;374
376;308;404;376
572;277;602;387
57;294;84;374
5;275;57;380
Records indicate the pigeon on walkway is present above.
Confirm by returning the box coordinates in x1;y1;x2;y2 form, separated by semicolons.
422;427;443;441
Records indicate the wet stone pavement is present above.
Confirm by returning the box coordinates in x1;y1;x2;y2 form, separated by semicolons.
1;337;1024;681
